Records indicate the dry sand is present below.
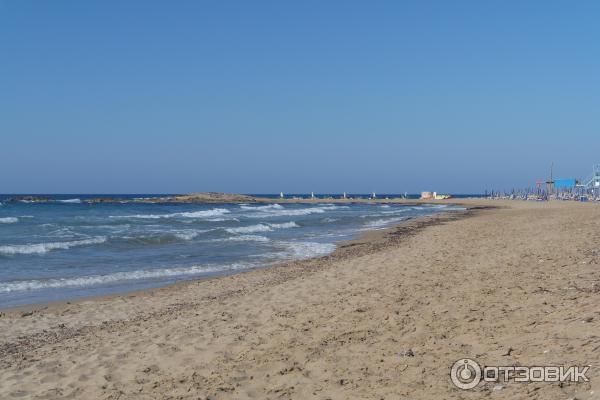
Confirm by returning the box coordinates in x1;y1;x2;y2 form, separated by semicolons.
1;199;600;399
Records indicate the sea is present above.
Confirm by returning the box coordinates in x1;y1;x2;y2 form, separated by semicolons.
0;194;468;308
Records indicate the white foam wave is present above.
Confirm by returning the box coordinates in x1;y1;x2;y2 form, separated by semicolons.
47;227;82;238
364;217;407;229
281;241;336;259
246;207;327;218
269;221;299;229
176;209;231;218
57;198;81;203
174;230;200;240
215;235;270;243
206;217;239;222
116;228;210;242
240;204;284;210
0;217;18;224
322;205;349;210
225;221;298;234
0;263;252;293
0;236;107;255
241;203;349;218
381;208;412;215
111;208;230;220
226;224;272;234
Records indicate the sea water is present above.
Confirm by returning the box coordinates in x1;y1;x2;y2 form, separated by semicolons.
0;195;462;307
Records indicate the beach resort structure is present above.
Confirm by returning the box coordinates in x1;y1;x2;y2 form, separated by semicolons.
420;191;452;200
488;163;600;201
582;164;600;194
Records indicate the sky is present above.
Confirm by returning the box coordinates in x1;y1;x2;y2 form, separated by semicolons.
1;1;599;194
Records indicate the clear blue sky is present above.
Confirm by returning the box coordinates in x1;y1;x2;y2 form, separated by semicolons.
1;1;599;194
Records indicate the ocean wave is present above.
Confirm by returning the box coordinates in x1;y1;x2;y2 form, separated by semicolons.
381;208;412;215
77;224;132;231
245;207;328;218
57;198;81;203
214;235;270;243
364;217;407;229
110;208;230;220
226;224;272;234
0;217;18;224
180;217;239;223
315;205;348;211
117;229;210;244
0;236;107;255
0;263;252;293
174;230;201;240
122;231;201;244
240;204;284;210
241;203;349;218
225;221;298;234
176;209;230;218
280;241;336;259
47;227;84;238
269;221;299;229
206;217;239;222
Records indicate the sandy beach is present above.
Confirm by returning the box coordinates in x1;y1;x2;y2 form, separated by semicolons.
1;199;600;399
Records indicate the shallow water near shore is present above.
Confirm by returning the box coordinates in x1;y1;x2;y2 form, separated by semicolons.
0;195;461;307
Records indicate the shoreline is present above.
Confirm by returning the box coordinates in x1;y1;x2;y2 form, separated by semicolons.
4;199;597;399
0;203;479;315
0;205;480;367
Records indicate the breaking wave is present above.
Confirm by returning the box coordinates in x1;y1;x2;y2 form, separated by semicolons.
174;231;200;240
215;235;270;243
240;204;284;210
226;224;272;234
280;241;336;259
225;221;298;234
111;208;230;220
0;263;252;293
0;217;18;224
0;236;107;255
240;204;348;218
245;207;327;218
364;217;408;229
269;221;299;229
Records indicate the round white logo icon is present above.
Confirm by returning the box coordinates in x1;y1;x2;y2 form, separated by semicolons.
451;358;482;389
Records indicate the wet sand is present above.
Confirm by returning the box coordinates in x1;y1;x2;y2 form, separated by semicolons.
1;199;599;399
